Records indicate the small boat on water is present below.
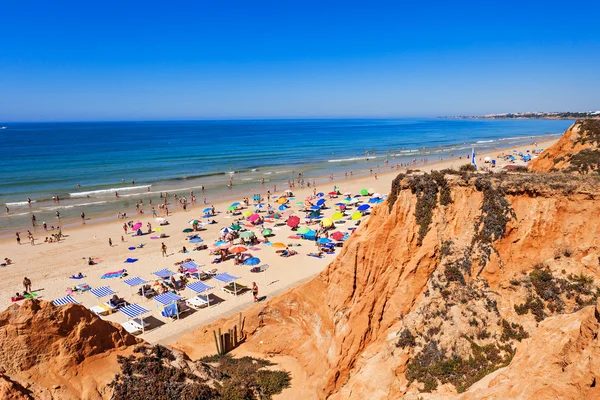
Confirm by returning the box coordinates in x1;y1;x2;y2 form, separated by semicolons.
1;126;6;129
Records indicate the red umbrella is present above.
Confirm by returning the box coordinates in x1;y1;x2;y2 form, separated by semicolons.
331;231;345;241
287;215;300;228
328;191;337;195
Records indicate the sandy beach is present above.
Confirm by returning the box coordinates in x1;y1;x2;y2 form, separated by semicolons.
0;139;555;343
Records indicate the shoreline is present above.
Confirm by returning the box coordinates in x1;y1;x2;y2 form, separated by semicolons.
0;138;557;346
0;134;558;240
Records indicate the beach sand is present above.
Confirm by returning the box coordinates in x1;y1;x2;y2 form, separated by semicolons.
0;139;555;344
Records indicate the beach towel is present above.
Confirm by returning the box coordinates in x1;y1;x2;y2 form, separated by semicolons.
124;258;138;263
24;292;39;299
77;283;91;291
70;275;85;279
308;254;324;259
161;303;178;318
151;236;159;239
287;235;301;239
93;258;103;264
128;247;136;250
102;269;127;279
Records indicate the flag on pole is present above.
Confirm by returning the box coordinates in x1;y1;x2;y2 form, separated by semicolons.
471;148;477;169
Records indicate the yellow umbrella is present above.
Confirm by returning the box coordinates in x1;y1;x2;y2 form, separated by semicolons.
332;211;344;220
322;218;333;227
351;212;362;220
242;210;253;217
277;197;288;204
272;242;287;249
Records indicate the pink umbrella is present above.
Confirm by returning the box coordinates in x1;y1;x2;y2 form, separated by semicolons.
331;231;345;241
248;213;260;222
132;222;142;230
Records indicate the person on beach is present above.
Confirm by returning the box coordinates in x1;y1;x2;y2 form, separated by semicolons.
31;215;36;227
5;206;8;214
81;212;85;222
161;242;167;257
252;282;259;302
109;238;113;247
123;223;128;234
56;211;60;218
23;277;32;293
16;232;21;245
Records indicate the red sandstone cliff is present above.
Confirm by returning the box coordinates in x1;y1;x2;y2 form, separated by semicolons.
175;173;600;399
529;119;600;174
0;300;139;399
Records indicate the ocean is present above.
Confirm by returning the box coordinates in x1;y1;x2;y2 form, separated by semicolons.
1;118;572;235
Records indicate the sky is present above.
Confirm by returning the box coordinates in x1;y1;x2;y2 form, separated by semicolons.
1;1;599;121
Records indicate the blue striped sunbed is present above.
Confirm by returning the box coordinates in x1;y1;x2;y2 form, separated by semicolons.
90;286;115;298
53;295;79;306
153;292;182;305
123;277;148;287
153;269;175;279
119;303;149;319
213;272;240;283
187;281;213;293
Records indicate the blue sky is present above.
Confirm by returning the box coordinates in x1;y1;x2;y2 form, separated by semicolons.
1;1;599;121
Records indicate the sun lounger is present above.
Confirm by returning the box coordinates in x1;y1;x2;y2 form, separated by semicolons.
186;295;209;309
90;304;110;316
121;318;148;335
222;283;247;295
161;302;180;319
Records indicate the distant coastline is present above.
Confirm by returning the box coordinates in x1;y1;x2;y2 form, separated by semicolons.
441;111;600;120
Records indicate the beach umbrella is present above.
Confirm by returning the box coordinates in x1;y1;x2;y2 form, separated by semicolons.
316;199;325;206
351;212;362;220
331;231;345;241
368;188;375;194
245;257;261;266
189;219;199;225
240;231;255;238
372;193;382;198
230;224;242;231
132;222;142;231
328;191;337;195
322;218;333;227
310;205;321;211
272;242;287;249
318;238;332;244
242;210;253;217
309;211;321;218
183;228;193;233
316;192;324;197
248;213;260;222
277;197;288;204
231;202;241;207
349;198;359;204
215;240;228;246
340;199;350;205
221;227;232;234
360;189;369;196
358;204;370;211
304;230;316;238
218;242;232;250
262;228;273;236
278;205;288;211
332;211;344;220
287;215;300;228
227;206;238;211
203;207;212;213
190;238;203;243
297;226;310;234
230;246;247;254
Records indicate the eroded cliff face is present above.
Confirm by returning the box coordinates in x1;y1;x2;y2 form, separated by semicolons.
0;300;139;399
175;172;600;399
529;119;600;174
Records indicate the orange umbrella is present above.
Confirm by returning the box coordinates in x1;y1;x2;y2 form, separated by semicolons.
271;242;287;249
230;246;248;254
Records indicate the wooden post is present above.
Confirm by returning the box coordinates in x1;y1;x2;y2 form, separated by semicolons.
239;312;243;336
213;330;221;355
233;325;238;347
218;328;223;355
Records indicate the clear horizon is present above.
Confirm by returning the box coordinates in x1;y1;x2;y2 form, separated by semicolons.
1;1;599;122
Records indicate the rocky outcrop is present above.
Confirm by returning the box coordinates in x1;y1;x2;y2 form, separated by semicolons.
0;300;139;399
174;173;600;399
529;119;600;174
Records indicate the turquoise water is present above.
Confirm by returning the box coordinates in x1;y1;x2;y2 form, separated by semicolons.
1;118;571;233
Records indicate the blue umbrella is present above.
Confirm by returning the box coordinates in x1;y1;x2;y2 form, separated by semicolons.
310;205;321;210
221;227;232;234
317;238;332;244
190;238;203;243
215;240;228;246
316;199;325;206
358;204;370;211
278;205;288;211
231;202;240;207
203;207;212;213
245;257;260;266
316;192;324;197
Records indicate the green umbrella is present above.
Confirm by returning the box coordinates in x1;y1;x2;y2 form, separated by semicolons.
227;206;237;211
230;224;241;231
183;228;193;233
240;231;255;238
297;226;310;234
360;189;369;196
262;228;273;236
